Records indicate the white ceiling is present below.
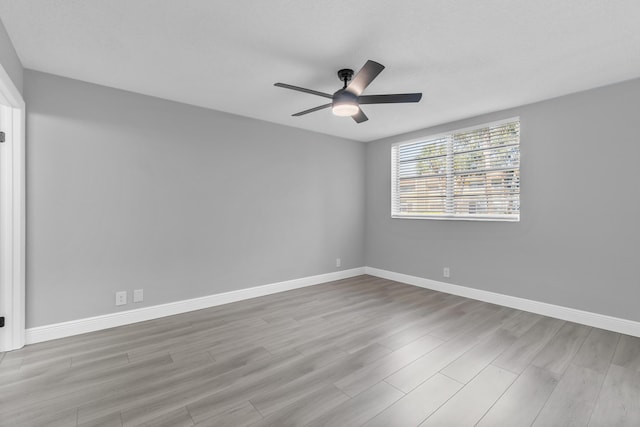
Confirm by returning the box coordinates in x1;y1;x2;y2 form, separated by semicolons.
1;1;640;142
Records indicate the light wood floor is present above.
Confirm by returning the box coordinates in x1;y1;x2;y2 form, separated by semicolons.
1;275;639;426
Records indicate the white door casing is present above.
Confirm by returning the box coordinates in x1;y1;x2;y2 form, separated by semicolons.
0;63;25;352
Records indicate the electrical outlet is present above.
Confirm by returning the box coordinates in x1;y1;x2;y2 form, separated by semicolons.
133;289;144;303
336;258;341;268
115;291;127;306
443;267;450;278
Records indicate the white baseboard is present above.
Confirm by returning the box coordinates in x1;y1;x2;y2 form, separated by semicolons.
25;267;365;344
365;266;640;338
25;265;640;345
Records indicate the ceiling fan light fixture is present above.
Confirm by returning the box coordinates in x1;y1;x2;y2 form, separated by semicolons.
332;102;359;117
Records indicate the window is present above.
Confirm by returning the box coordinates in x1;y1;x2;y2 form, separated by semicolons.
392;118;520;221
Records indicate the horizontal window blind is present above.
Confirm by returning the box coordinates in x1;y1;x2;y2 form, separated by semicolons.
392;119;520;221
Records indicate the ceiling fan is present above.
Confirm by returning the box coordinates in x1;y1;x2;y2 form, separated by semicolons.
274;60;422;123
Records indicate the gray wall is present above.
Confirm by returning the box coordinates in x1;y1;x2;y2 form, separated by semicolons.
0;18;22;94
365;78;640;322
25;70;365;327
23;67;640;328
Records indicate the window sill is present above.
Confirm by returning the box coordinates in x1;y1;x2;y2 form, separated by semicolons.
391;214;519;222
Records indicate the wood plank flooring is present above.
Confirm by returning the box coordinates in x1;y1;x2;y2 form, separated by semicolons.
1;275;639;426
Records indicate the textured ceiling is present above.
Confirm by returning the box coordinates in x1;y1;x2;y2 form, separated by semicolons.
1;0;640;142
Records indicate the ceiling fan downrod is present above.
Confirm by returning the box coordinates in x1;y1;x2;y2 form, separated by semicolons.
337;69;354;89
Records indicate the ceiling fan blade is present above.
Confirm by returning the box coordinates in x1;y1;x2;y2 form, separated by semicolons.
352;108;368;123
291;103;332;116
358;93;423;104
274;83;333;99
347;60;385;95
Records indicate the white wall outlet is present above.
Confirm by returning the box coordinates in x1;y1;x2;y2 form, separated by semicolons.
443;267;450;278
115;291;127;306
336;258;341;268
133;289;143;303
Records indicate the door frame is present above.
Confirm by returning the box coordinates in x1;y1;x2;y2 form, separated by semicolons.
0;63;25;352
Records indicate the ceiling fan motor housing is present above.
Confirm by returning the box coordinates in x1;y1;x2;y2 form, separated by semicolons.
333;88;357;103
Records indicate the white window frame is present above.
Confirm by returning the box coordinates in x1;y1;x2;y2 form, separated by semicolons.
391;117;520;222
